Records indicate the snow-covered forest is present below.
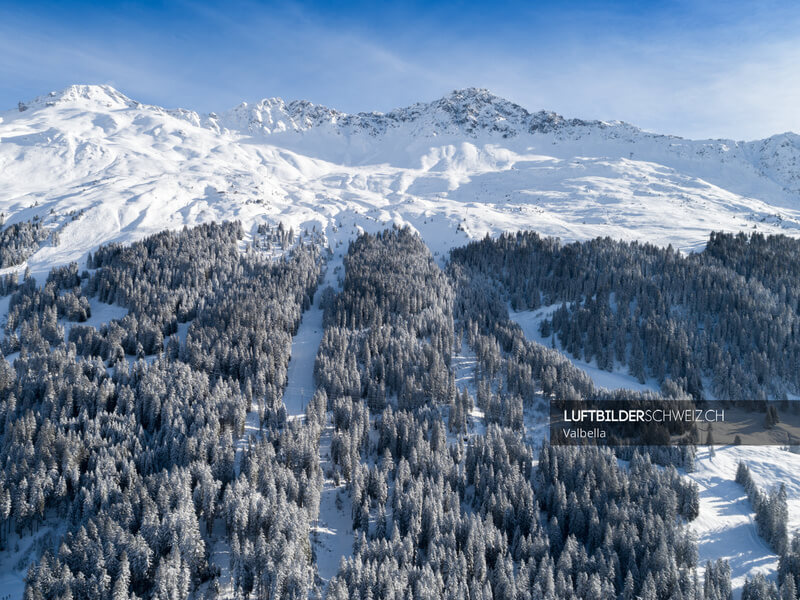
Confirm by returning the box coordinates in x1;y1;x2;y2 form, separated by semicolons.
450;231;800;400
0;221;795;599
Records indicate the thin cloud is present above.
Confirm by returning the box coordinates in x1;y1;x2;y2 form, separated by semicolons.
1;1;799;140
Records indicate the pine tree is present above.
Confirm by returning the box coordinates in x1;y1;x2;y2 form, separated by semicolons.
112;553;131;600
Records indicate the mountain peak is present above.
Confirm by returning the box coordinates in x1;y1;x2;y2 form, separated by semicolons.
18;84;134;112
440;87;502;102
409;88;545;136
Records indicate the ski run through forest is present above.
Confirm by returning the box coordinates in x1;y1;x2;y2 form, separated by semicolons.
0;221;797;600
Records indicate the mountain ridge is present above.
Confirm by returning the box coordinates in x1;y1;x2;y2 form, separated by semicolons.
13;84;800;194
214;87;607;139
13;84;609;138
2;83;800;281
12;83;800;150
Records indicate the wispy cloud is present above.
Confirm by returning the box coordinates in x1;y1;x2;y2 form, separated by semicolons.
2;0;799;139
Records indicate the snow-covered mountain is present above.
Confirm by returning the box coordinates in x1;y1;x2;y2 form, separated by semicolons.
215;87;593;138
3;84;800;278
2;85;800;600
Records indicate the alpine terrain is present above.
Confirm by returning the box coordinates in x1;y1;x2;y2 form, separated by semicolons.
0;85;798;600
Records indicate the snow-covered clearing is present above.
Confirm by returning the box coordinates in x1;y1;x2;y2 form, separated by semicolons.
0;517;67;600
2;297;128;367
449;339;487;439
59;298;129;340
452;338;479;397
690;445;800;598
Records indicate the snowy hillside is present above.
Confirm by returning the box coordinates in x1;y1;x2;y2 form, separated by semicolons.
2;84;800;280
511;303;800;598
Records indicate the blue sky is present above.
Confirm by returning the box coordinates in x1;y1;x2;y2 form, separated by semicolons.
2;0;799;139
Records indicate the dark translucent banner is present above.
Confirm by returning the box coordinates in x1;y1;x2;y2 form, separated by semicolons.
550;399;800;446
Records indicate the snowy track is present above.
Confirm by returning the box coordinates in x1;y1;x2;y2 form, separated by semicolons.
283;303;324;418
509;306;659;393
280;255;355;586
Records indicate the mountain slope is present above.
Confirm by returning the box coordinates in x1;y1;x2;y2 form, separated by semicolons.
2;84;800;278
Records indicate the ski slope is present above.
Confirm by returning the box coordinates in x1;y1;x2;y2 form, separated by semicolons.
278;254;355;585
690;446;800;598
282;265;331;418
